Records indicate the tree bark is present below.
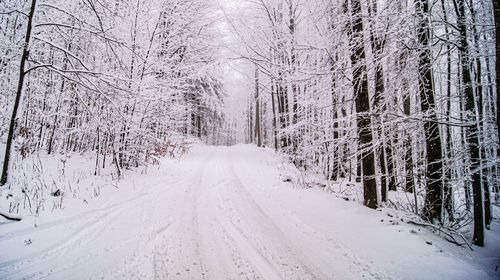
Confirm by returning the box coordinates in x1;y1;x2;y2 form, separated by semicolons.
349;0;377;209
416;0;444;223
254;67;262;147
271;78;279;151
468;0;491;229
455;0;484;246
493;0;500;148
330;58;339;181
404;91;415;194
1;0;37;186
440;0;454;222
368;0;388;202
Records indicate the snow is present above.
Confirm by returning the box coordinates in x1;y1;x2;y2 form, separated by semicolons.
0;144;498;279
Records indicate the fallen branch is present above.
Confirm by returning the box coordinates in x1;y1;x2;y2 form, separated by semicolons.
407;220;473;251
0;211;22;221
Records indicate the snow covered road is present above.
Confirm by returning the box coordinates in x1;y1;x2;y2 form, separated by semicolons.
0;145;497;279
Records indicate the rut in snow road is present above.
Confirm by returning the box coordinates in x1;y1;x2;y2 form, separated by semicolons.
0;145;495;280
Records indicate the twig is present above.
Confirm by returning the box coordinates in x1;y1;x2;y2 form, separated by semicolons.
407;220;473;251
0;211;22;221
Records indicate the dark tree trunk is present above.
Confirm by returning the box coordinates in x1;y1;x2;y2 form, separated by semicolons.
455;0;484;246
197;115;202;138
416;0;444;223
468;0;491;229
490;0;500;224
1;0;37;186
271;78;279;152
330;54;339;181
368;0;388;202
404;92;415;194
494;0;500;148
249;98;253;144
254;67;262;147
349;0;377;209
385;138;396;191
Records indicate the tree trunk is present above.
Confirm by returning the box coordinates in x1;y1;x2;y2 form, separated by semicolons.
493;0;500;148
404;92;415;194
271;77;279;152
1;0;37;186
255;67;262;147
328;49;340;180
249;98;253;144
468;0;491;229
368;0;388;202
349;0;377;209
438;0;455;222
416;0;444;223
456;0;484;246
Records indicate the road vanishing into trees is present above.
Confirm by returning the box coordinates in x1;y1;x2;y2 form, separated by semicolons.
0;145;493;280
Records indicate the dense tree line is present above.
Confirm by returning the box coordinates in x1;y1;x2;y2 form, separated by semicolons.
239;0;498;246
0;0;229;183
1;0;498;248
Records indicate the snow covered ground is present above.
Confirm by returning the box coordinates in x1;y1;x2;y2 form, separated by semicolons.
0;144;499;279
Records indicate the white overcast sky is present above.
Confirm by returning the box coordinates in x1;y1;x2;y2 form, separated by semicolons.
212;0;254;128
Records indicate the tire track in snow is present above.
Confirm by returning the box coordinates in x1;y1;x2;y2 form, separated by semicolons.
197;156;270;279
0;192;149;242
0;145;402;279
230;148;393;280
0;155;199;279
211;150;326;280
95;149;217;280
0;192;154;279
106;148;216;280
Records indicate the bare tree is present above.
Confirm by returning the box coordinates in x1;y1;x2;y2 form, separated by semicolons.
348;0;377;209
1;0;37;186
455;0;484;246
415;0;444;223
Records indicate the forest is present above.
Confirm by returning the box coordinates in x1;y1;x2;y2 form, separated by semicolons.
0;0;499;278
238;0;499;247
